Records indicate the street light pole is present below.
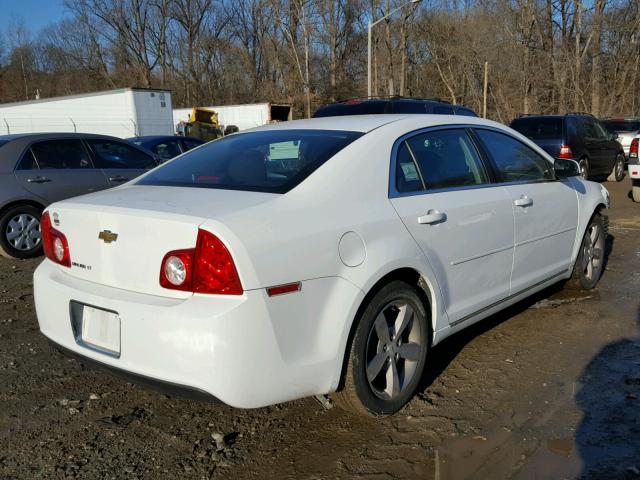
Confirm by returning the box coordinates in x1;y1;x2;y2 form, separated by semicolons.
367;0;422;98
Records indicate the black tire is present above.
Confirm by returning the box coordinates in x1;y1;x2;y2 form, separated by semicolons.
578;157;589;180
334;281;429;416
0;204;44;259
566;212;606;290
633;180;640;203
606;153;625;182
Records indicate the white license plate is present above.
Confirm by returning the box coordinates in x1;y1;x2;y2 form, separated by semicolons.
81;306;121;355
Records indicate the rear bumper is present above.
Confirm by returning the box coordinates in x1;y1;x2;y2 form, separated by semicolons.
34;260;364;408
629;164;640;180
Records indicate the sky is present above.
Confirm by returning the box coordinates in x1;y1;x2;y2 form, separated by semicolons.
0;0;68;35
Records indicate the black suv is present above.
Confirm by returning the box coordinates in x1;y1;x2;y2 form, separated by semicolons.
509;113;625;182
313;96;478;118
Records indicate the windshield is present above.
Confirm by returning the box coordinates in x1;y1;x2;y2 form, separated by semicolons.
510;118;564;140
137;129;363;193
602;120;640;133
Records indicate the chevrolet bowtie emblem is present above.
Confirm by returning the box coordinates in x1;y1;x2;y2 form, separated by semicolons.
98;230;118;243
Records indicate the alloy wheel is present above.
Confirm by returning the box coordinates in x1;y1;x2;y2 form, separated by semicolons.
365;301;423;400
5;214;41;251
581;220;604;282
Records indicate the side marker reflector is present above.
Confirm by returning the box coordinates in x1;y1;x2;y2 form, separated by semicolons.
267;282;301;297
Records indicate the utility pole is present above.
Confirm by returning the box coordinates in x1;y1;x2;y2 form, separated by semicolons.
483;62;489;119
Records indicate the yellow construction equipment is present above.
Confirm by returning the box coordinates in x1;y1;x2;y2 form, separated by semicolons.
184;107;223;141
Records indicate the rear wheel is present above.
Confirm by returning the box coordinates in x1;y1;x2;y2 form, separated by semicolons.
0;205;43;259
607;153;625;182
566;212;605;290
334;281;429;416
633;180;640;203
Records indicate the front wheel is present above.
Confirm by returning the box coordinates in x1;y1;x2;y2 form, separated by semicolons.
334;281;429;416
633;180;640;203
607;153;625;182
0;204;43;259
566;212;606;290
578;157;589;180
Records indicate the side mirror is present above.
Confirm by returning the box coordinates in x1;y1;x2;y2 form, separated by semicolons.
554;158;581;178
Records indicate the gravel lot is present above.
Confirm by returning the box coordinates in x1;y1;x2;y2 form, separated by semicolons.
1;179;639;480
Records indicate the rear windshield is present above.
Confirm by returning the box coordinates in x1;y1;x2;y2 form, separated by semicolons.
137;129;363;193
313;101;388;117
602;120;640;133
510;117;564;140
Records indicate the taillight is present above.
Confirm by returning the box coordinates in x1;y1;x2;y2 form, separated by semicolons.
630;138;638;159
559;144;573;159
41;211;71;267
160;229;242;295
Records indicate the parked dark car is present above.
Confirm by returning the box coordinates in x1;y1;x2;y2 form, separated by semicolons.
313;96;478;118
509;113;625;182
128;135;204;161
0;133;158;259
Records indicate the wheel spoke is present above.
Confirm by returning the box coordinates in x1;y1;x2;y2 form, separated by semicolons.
590;225;600;246
6;230;19;241
394;304;414;339
586;259;593;279
582;249;591;270
385;359;401;398
8;219;20;232
367;352;387;382
374;312;390;344
398;342;420;361
592;247;603;260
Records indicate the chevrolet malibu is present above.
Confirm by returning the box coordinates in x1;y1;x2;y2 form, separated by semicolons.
34;115;609;416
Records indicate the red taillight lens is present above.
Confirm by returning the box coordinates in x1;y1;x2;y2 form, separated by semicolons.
630;138;638;159
159;229;242;295
41;211;71;267
559;144;573;159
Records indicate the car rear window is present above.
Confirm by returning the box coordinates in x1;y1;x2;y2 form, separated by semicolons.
313;101;388;117
510;117;564;140
137;129;363;193
602;120;640;133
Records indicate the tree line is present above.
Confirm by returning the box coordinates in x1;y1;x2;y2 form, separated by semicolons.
0;0;638;122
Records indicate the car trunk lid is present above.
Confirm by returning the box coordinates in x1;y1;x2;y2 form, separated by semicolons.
47;185;276;298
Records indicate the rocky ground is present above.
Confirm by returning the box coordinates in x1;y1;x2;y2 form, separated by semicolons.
1;179;639;480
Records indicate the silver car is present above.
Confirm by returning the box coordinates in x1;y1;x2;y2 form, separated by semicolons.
0;133;158;259
602;118;640;160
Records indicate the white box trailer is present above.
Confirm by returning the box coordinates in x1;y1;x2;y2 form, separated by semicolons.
173;102;292;133
0;88;174;139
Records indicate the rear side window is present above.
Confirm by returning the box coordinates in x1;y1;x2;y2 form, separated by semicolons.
395;129;490;192
475;129;554;182
31;140;92;169
138;129;363;193
88;139;156;169
510;117;564;140
16;150;38;170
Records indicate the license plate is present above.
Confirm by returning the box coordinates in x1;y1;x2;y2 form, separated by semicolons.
80;305;121;355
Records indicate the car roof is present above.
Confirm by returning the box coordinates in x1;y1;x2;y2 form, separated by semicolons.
249;114;502;133
128;135;187;142
0;132;125;142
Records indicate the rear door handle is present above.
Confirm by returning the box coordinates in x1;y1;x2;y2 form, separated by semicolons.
26;176;51;184
108;175;129;182
514;195;533;207
418;210;447;225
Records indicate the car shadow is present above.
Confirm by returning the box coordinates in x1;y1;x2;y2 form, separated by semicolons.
574;305;640;478
417;233;615;397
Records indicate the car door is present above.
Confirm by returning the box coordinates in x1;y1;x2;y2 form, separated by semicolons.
593;118;619;172
581;118;609;174
389;127;515;324
14;139;110;204
473;128;579;293
85;138;158;187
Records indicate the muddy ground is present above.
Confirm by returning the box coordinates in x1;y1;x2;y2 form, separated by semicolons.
1;179;639;480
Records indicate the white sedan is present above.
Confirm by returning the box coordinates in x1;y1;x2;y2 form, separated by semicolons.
34;115;609;416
